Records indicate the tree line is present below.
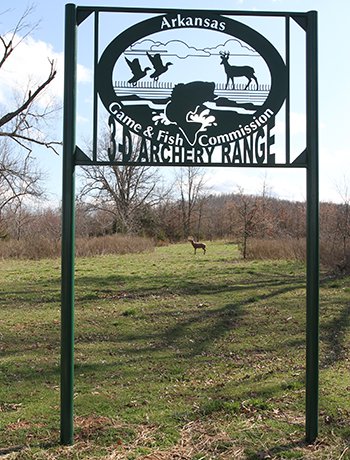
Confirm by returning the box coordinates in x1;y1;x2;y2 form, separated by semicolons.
1;169;349;273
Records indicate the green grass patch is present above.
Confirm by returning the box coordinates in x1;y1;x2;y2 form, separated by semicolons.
0;241;349;459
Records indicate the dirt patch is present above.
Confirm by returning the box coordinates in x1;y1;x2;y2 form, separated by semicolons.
74;415;116;440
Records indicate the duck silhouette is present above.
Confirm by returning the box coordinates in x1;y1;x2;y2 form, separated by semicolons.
125;57;151;86
146;52;173;81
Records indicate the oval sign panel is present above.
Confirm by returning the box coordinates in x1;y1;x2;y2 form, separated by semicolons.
97;12;287;163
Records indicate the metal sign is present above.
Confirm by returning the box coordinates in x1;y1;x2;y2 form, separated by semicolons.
61;4;319;447
96;12;288;166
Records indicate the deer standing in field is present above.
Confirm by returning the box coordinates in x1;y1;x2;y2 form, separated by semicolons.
219;51;258;90
188;238;206;254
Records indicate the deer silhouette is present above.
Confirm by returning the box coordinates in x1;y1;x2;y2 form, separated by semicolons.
219;51;258;90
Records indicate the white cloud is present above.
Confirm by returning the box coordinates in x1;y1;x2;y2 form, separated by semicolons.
130;39;210;59
206;167;306;201
319;146;349;203
129;37;258;61
0;34;91;107
204;38;258;56
77;114;89;124
275;112;306;136
203;142;349;204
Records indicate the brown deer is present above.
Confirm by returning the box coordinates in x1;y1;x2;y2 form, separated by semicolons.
188;238;206;254
219;51;258;90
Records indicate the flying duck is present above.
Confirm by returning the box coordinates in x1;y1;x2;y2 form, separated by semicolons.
125;57;151;86
146;52;173;81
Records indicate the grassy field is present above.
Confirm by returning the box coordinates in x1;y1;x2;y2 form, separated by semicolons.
0;241;349;459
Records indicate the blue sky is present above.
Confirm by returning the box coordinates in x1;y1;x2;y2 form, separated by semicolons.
1;0;349;204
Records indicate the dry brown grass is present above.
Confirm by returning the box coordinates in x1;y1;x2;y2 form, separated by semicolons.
75;235;155;257
245;237;350;274
71;418;244;460
319;241;350;274
0;237;60;259
12;417;346;460
0;234;155;259
246;238;306;261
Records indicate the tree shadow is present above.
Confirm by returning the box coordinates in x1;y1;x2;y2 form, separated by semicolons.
73;269;305;302
0;445;25;456
153;281;305;359
0;441;59;456
320;301;350;368
68;269;306;367
246;439;310;459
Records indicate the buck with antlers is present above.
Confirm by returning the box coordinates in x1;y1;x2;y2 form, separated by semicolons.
219;51;258;90
188;238;206;255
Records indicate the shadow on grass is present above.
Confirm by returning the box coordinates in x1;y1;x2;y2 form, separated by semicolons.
151;280;305;358
67;272;305;366
246;439;309;460
73;270;305;299
1;260;305;307
321;301;350;368
1;278;306;385
0;441;58;456
0;445;25;456
1;268;306;384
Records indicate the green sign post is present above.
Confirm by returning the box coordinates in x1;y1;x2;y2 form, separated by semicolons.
61;4;319;445
305;10;319;443
61;3;77;446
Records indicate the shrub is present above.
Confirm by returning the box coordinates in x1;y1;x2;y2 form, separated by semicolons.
75;234;155;257
244;237;350;274
245;238;306;261
0;237;60;260
320;241;350;274
0;234;155;260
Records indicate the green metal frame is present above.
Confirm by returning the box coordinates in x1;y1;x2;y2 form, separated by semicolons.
61;4;319;445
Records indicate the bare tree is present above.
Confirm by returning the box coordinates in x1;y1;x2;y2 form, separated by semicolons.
0;141;44;238
0;5;60;155
231;187;261;259
79;133;170;234
335;179;350;268
176;167;208;238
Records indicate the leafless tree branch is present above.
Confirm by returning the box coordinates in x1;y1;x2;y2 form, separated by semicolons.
0;58;57;129
0;4;39;69
0;6;60;155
